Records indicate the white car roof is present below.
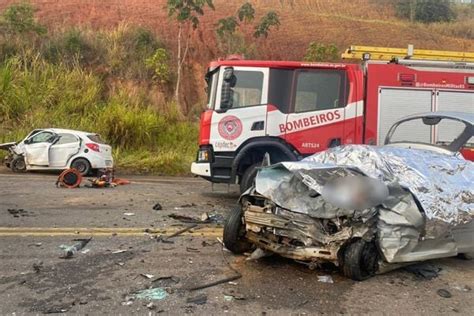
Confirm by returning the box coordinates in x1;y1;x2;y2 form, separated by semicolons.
40;128;98;136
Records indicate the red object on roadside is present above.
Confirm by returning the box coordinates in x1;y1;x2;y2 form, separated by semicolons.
56;168;82;188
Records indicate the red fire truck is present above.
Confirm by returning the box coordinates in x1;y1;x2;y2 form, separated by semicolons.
191;45;474;192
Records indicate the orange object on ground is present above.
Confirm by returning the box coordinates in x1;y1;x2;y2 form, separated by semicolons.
56;168;82;188
112;178;131;185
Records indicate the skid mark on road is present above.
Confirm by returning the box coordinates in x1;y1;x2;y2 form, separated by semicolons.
0;226;223;237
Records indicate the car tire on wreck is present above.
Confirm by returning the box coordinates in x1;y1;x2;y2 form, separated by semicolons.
71;158;91;176
340;239;379;281
223;205;252;254
10;156;26;173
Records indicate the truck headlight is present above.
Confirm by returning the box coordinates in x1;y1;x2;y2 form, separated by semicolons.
197;147;212;162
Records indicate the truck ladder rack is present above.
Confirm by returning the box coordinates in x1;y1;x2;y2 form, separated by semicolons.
342;45;474;62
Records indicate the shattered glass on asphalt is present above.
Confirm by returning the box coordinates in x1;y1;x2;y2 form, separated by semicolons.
255;145;474;226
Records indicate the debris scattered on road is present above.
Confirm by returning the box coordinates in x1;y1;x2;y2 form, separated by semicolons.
59;238;92;259
111;249;127;254
81;249;90;254
168;212;224;224
186;294;207;305
28;242;42;247
32;261;43;273
404;263;441;280
168;213;201;223
153;203;163;211
135;287;168;300
44;305;70;314
186;247;200;253
121;300;133;306
202;240;219;247
452;284;471;292
180;203;197;208
151;275;180;285
437;289;452;298
223;290;246;300
123;212;135;216
146;302;156;310
317;275;334;283
156;224;198;243
140;273;155;279
201;212;225;224
187;274;242;291
7;208;31;217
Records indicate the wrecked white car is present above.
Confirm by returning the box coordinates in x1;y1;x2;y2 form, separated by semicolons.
223;112;474;280
1;128;113;175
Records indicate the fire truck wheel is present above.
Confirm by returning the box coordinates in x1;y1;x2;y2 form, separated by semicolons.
240;163;260;193
223;205;252;254
340;239;379;281
11;156;26;173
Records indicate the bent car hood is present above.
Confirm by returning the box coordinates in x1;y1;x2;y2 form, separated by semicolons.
0;142;16;150
255;145;473;227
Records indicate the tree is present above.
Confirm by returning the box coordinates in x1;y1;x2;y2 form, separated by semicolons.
395;0;456;23
215;2;280;55
166;0;214;112
253;11;280;38
145;48;170;83
303;43;339;62
0;2;46;35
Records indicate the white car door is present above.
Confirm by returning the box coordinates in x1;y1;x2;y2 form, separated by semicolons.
49;133;81;167
23;131;56;166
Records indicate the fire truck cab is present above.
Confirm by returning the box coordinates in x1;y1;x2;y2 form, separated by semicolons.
191;46;474;192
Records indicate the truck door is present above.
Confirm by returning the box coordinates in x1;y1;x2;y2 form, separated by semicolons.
283;69;348;154
210;67;269;153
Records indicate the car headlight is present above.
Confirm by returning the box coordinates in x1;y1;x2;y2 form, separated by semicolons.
321;175;389;210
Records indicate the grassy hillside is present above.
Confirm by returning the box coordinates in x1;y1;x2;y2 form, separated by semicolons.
0;0;473;175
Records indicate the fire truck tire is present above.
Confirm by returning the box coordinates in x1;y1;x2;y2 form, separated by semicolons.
239;163;259;193
340;239;379;281
223;205;252;254
11;156;26;173
71;158;91;176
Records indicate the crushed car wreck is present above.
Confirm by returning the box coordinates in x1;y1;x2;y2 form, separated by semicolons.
224;112;474;280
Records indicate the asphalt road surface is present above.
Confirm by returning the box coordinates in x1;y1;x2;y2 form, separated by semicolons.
0;169;473;315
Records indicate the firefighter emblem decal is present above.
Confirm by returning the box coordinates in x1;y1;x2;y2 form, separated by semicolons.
218;115;243;140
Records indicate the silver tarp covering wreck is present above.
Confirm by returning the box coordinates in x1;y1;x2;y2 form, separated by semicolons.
254;145;474;263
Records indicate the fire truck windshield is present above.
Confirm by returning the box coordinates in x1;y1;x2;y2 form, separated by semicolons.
225;70;264;109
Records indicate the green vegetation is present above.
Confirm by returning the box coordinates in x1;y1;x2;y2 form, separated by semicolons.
0;3;197;175
303;43;339;62
215;2;280;56
395;0;456;23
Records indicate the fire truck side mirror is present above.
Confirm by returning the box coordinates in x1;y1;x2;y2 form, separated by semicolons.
220;67;235;111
